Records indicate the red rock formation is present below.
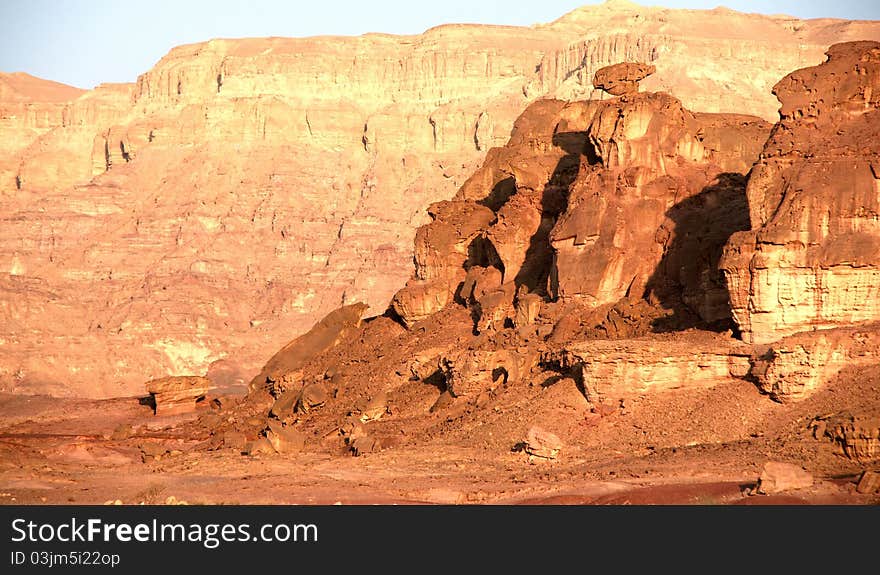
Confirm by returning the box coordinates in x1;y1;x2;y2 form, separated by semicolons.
749;323;880;402
721;41;880;344
145;375;211;416
2;3;879;397
550;82;770;326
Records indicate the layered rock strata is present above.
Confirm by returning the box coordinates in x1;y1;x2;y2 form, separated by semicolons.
545;333;751;403
721;42;880;344
3;2;879;397
749;324;880;402
145;375;211;416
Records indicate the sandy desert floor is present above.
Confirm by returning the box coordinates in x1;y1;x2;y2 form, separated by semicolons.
1;362;877;506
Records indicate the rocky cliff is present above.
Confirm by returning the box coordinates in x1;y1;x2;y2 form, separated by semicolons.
231;44;880;466
2;1;880;397
721;41;880;343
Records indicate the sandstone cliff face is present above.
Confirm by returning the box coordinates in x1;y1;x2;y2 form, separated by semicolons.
0;73;84;190
2;2;879;397
721;41;880;344
235;44;880;473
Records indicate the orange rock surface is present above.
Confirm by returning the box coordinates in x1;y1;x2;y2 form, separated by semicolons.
721;41;880;343
2;1;879;397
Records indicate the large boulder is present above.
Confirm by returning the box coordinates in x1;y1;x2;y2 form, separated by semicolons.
145;375;211;416
592;62;656;96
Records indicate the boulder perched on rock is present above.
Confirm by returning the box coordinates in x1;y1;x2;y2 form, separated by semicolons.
592;62;656;96
549;90;769;324
721;41;880;344
145;376;211;416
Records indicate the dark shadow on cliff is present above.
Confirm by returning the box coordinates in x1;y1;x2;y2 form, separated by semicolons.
643;172;751;334
511;131;591;296
478;176;516;212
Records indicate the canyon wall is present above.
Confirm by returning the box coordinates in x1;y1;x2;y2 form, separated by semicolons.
721;41;880;344
2;1;880;397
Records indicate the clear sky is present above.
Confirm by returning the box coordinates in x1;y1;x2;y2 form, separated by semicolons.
1;0;878;89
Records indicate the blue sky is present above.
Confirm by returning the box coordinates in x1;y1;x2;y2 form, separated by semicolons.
1;0;878;89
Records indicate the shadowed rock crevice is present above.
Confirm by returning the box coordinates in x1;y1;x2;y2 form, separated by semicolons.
511;135;586;296
644;171;752;333
477;176;516;212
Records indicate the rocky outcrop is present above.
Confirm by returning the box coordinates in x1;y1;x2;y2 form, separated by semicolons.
819;411;880;462
145;375;211;416
749;324;880;402
549;76;770;324
3;3;879;397
545;333;751;403
721;42;880;344
390;201;495;327
439;347;534;398
392;75;770;335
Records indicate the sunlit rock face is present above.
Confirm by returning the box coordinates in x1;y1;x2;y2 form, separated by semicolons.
2;2;878;397
721;41;880;344
550;89;770;324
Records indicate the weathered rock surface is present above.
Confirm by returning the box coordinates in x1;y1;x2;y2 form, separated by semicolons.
545;332;751;403
523;426;563;460
549;92;769;325
439;348;532;398
145;375;211;416
393;86;769;336
756;461;814;494
815;410;880;463
856;470;880;494
749;324;880;402
721;41;880;344
3;3;880;397
592;62;655;96
265;420;306;454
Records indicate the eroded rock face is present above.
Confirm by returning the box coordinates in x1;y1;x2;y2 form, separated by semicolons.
438;348;528;398
549;91;770;325
749;324;880;402
721;42;880;344
545;333;751;403
392;98;592;328
3;5;879;398
390;201;495;327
